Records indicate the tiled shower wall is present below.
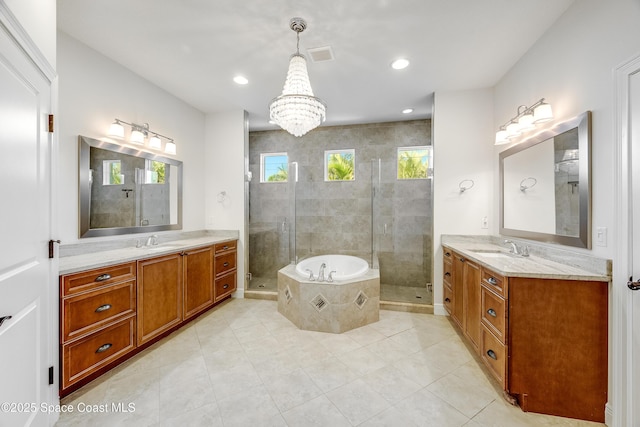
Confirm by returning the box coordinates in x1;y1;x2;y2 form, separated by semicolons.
249;119;432;288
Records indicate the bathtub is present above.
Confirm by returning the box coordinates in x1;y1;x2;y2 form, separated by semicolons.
295;255;369;281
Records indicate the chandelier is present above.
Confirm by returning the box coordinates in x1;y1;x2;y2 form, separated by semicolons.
269;17;326;137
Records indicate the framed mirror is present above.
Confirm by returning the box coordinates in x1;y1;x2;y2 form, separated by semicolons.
499;111;591;248
79;135;183;238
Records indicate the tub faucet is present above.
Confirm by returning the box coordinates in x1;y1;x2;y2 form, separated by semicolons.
503;239;520;255
304;269;315;281
327;271;337;282
146;234;158;246
318;263;327;282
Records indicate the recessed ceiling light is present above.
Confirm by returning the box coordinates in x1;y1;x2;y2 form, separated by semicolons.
391;58;410;70
233;76;249;85
402;108;414;114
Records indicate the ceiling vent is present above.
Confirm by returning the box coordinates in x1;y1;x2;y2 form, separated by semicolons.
307;46;334;62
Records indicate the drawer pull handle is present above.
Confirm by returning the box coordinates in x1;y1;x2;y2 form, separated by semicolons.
223;245;229;250
486;277;498;286
95;304;112;313
487;308;497;317
444;298;451;303
459;257;465;262
486;349;497;360
0;315;12;328
223;284;229;289
223;262;229;267
444;272;451;277
95;274;111;282
96;343;112;354
444;252;451;257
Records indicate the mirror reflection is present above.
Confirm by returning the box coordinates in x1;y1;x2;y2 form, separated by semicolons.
500;111;591;248
79;135;182;238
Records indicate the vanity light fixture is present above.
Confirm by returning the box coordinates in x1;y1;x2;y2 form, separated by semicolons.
495;98;553;145
107;118;177;155
269;17;327;137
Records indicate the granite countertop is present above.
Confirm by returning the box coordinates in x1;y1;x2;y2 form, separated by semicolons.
442;237;610;282
59;230;239;275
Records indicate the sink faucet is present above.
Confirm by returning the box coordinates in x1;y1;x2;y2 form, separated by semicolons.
503;239;520;255
318;263;326;282
146;234;158;246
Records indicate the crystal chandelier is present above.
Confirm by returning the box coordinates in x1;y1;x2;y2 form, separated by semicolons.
269;17;326;137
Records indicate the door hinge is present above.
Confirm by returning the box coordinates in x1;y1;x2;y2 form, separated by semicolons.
48;239;61;259
48;114;54;133
48;366;54;385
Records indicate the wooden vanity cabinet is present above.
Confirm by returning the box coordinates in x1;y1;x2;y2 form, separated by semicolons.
137;253;183;346
183;246;215;321
60;239;238;396
442;245;608;422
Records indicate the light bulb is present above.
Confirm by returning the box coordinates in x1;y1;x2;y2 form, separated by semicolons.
149;135;162;149
533;102;553;123
108;120;124;138
164;140;176;155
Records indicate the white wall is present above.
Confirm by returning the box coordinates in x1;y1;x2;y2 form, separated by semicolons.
432;88;494;315
494;0;640;259
493;1;640;424
205;111;248;296
57;32;206;243
3;0;56;67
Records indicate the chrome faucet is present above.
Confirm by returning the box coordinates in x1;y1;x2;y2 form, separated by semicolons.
146;234;158;246
503;239;520;255
304;269;315;281
327;271;337;282
318;263;327;282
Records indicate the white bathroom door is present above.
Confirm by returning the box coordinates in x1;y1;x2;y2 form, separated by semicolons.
629;67;640;427
0;21;54;427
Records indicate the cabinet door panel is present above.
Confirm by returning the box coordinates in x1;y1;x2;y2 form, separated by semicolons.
451;253;464;327
184;246;214;320
463;260;481;351
137;254;183;345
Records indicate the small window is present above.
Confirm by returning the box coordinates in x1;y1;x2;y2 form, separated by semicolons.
325;149;355;181
144;159;166;184
397;146;432;180
261;152;288;182
102;160;123;185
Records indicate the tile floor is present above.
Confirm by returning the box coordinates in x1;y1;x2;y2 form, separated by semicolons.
56;298;605;427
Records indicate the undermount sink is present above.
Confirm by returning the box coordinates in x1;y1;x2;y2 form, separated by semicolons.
142;244;183;252
470;249;515;258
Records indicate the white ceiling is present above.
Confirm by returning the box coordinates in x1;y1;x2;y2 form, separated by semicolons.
56;0;574;132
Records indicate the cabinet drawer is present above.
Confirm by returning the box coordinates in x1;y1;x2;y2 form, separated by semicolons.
62;317;135;390
215;251;236;276
62;262;136;296
481;325;506;385
481;286;506;342
215;240;236;254
62;280;136;342
481;268;505;297
443;284;453;314
215;271;236;301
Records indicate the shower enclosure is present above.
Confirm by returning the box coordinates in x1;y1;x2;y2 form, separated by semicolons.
247;121;433;305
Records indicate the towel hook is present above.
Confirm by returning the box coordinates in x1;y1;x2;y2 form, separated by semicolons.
520;177;537;191
459;179;474;193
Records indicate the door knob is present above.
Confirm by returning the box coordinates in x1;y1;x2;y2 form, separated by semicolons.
628;276;640;291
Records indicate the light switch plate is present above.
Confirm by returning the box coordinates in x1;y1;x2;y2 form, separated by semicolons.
595;226;607;247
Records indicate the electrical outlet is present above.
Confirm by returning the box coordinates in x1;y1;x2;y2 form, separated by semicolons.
596;227;607;247
481;216;488;229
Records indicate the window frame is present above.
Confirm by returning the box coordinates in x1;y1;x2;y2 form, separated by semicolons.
324;148;356;182
260;152;289;183
396;145;432;180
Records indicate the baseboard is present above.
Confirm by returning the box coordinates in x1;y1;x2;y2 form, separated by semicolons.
604;402;613;426
433;303;448;316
